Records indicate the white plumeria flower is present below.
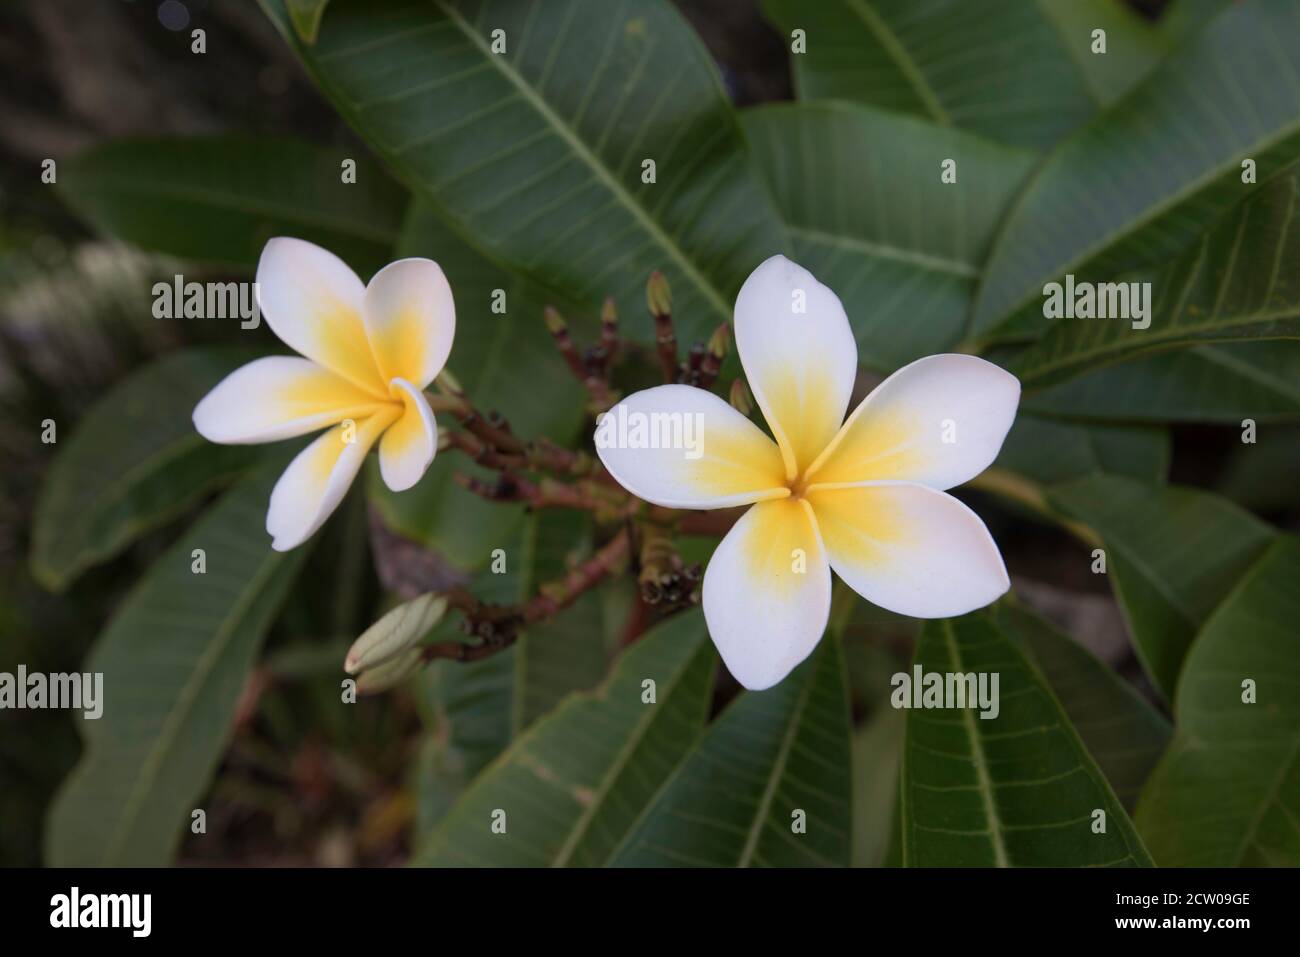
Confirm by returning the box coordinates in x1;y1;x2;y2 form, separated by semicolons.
597;256;1019;691
194;238;455;551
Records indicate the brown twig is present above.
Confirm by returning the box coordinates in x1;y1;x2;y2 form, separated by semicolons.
426;528;633;662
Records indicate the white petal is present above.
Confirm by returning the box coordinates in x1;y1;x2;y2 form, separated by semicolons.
807;481;1009;618
363;258;455;390
266;407;399;551
193;356;390;444
255;237;388;395
379;378;437;492
702;498;832;690
805;354;1020;490
594;384;788;510
734;255;858;478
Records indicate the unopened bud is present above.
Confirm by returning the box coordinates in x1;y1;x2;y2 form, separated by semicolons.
345;592;448;675
707;324;730;360
601;296;618;326
646;271;672;317
356;648;423;695
434;369;464;396
729;379;752;416
543;306;567;334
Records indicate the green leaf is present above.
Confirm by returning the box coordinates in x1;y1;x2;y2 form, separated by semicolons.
57;135;407;274
45;464;309;866
994;412;1168;486
31;348;266;590
761;0;1107;150
741;102;1035;371
1012;169;1300;388
972;2;1300;335
611;635;852;867
1034;0;1168;106
287;0;330;44
261;0;789;345
996;603;1171;811
1136;536;1300;866
1024;341;1300;422
901;614;1152;866
415;609;714;865
1047;475;1275;700
369;199;588;566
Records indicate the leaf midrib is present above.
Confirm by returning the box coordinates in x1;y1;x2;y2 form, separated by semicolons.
977;113;1300;332
432;0;732;322
736;661;818;868
943;619;1010;867
791;224;978;278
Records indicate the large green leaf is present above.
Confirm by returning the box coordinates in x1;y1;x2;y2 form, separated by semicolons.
1024;341;1300;422
1136;536;1300;866
45;464;309;866
369;199;588;565
741;102;1035;371
996;603;1170;810
416;609;714;865
31;348;266;590
901;614;1152;866
1047;476;1274;700
761;0;1105;150
972;2;1300;335
1011;169;1300;388
56;135;407;274
611;636;852;867
261;0;789;345
994;412;1168;486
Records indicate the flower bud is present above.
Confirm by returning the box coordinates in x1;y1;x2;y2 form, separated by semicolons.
729;378;753;416
646;271;672;317
355;647;423;695
707;324;730;361
543;306;567;334
344;592;448;675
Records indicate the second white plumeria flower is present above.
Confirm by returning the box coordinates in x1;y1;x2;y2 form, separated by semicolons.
597;255;1019;691
194;238;454;551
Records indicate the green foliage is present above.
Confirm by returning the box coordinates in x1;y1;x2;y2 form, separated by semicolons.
31;348;268;589
974;1;1300;336
55;136;407;275
901;614;1152;867
1136;537;1300;866
45;464;309;866
612;636;853;867
1047;476;1274;700
260;0;788;346
416;610;715;865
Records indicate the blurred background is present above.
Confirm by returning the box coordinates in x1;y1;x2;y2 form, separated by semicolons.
1;0;1295;868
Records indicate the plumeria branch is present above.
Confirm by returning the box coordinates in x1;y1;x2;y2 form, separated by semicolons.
384;270;740;673
421;526;633;661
